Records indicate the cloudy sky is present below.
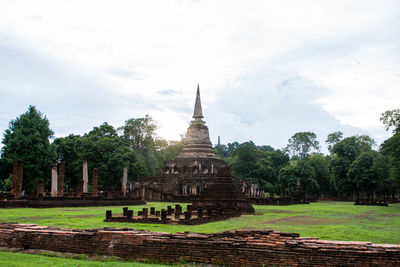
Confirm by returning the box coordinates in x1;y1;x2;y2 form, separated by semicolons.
1;0;399;153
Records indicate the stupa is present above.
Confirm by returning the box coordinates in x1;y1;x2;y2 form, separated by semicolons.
131;85;263;201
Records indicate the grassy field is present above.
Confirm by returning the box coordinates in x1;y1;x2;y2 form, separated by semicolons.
0;251;170;267
0;201;399;244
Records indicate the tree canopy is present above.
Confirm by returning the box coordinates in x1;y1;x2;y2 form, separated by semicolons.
286;132;320;159
1;106;56;194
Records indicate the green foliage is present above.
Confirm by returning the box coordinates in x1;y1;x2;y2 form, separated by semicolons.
380;132;400;189
379;108;400;196
278;159;319;196
120;115;158;151
286;132;320;159
1;105;56;194
308;154;331;196
119;115;174;175
380;108;400;133
228;141;289;194
214;144;229;158
55;123;149;189
326;131;343;154
329;135;377;198
347;151;382;198
0;175;12;192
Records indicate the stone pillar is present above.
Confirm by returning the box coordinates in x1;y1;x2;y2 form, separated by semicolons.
77;180;84;197
167;205;172;215
51;163;58;197
36;179;44;197
57;161;65;197
161;209;167;221
141;186;145;200
92;168;98;197
106;210;112;220
143;208;148;218
192;184;197;195
127;210;133;219
121;166;128;197
123;207;128;216
11;160;23;198
82;161;88;193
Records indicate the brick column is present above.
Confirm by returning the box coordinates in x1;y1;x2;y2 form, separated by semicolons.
82;161;88;193
51;163;58;197
121;166;128;197
92;168;98;197
57;161;65;197
36;179;44;197
11;160;23;198
77;180;84;197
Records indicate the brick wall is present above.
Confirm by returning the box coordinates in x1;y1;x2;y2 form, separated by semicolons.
0;223;399;266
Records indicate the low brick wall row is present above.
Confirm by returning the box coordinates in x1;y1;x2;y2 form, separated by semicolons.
0;223;399;266
0;198;145;208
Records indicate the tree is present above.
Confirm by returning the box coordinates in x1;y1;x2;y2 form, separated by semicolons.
231;141;258;179
53;134;84;189
278;159;319;196
329;135;376;198
308;154;331;196
380;109;400;133
326;131;343;154
1;106;56;194
120;115;158;151
119;115;167;175
286;132;320;159
214;144;229;158
379;108;400;197
54;123;149;190
347;151;382;199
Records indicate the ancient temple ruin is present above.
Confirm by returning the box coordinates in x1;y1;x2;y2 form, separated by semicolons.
131;85;263;201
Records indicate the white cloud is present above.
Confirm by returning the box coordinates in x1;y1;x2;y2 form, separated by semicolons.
0;0;399;148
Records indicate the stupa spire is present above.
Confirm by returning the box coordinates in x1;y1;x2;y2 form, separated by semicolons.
193;84;203;120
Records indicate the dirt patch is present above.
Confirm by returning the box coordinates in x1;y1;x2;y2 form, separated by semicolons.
73;215;94;218
18;217;52;220
264;215;348;225
260;209;296;214
380;214;400;218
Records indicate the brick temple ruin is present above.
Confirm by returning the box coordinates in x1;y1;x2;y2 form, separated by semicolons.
130;86;265;202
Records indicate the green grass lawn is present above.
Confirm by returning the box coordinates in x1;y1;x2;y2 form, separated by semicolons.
0;201;399;244
0;251;170;267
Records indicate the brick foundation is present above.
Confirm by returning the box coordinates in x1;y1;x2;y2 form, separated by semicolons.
0;223;399;266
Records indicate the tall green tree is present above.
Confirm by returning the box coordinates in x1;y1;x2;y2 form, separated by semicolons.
380;109;400;196
119;115;165;175
1;106;56;194
326;131;343;154
278;159;319;196
380;109;400;133
120;115;157;151
347;151;382;199
308;154;331;196
329;135;375;198
286;132;320;159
